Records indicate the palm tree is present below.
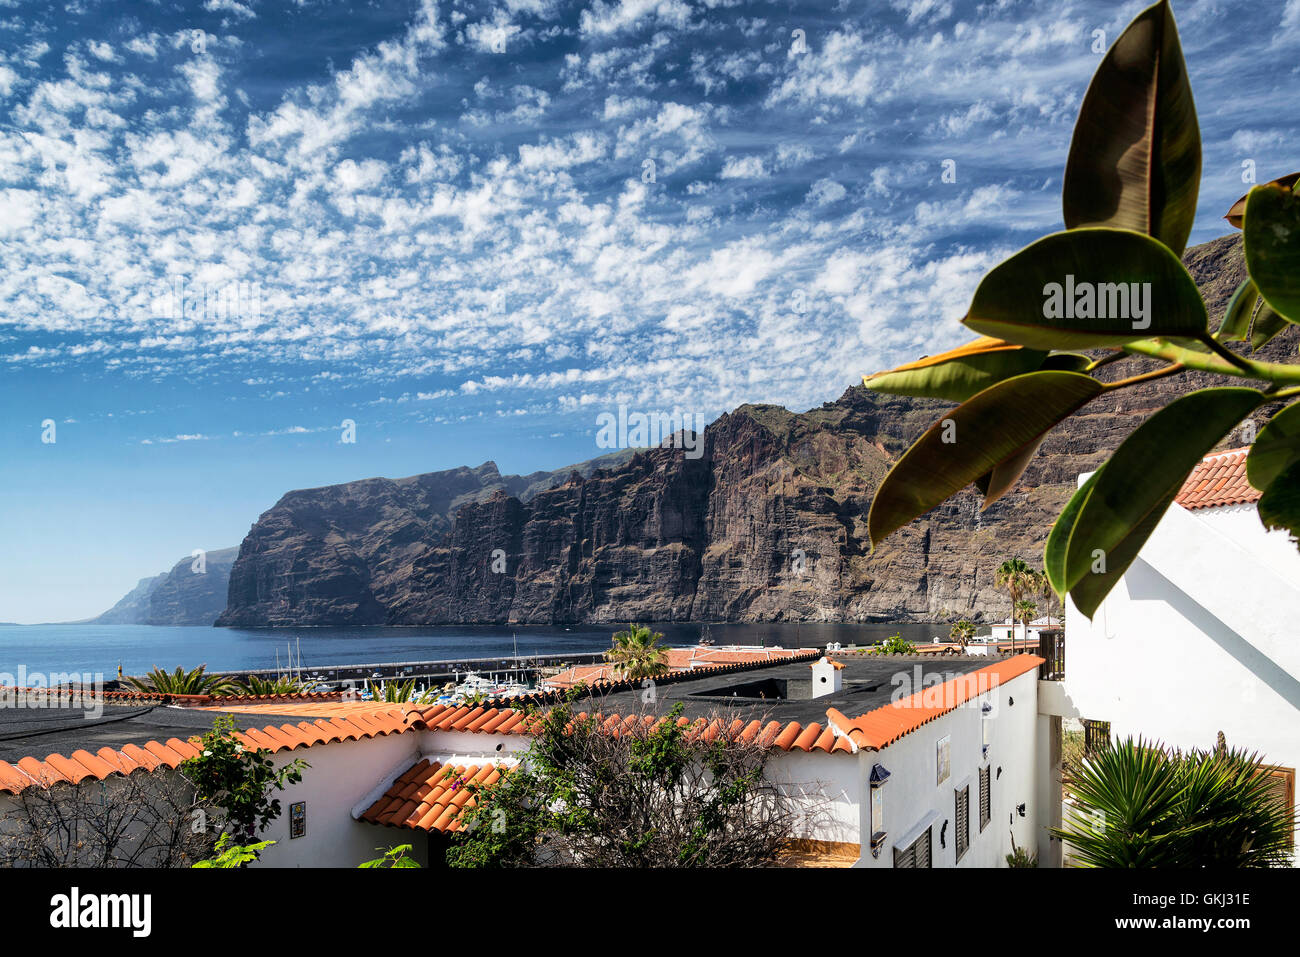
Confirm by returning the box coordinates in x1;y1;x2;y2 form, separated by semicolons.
604;624;670;681
237;674;313;696
125;664;240;696
1039;572;1057;629
949;618;976;653
994;558;1036;651
1054;736;1296;867
1015;599;1038;653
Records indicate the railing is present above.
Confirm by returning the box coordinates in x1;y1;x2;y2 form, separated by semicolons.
1037;629;1065;680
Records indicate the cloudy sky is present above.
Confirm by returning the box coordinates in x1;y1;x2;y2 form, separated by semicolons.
1;0;1297;622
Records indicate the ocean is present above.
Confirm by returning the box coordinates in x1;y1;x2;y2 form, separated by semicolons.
0;621;942;681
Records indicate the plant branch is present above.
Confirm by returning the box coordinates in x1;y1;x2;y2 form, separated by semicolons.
1122;339;1300;384
1102;363;1186;391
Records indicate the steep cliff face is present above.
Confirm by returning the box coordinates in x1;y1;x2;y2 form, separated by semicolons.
90;547;238;625
218;234;1286;626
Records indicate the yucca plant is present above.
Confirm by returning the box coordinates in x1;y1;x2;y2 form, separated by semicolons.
603;623;670;681
125;664;240;696
365;678;439;704
863;0;1300;621
1055;736;1295;868
236;674;313;696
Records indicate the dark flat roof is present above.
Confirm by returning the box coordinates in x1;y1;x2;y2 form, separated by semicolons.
0;702;325;764
574;655;993;726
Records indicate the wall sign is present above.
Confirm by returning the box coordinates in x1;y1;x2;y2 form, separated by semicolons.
936;735;951;785
290;801;306;839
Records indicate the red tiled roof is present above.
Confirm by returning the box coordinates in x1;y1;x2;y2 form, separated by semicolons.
410;701;859;754
1175;447;1260;511
542;646;812;689
360;759;506;832
0;709;424;795
826;655;1044;751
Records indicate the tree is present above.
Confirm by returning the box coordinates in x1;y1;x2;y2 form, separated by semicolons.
994;558;1036;651
1015;599;1038;652
180;715;307;847
125;664;240;696
444;698;816;867
1055;736;1296;867
237;674;313;696
0;767;215;867
949;618;976;653
603;624;669;681
863;0;1300;623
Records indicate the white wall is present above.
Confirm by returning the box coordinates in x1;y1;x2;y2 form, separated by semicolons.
253;731;421;869
1062;499;1300;851
766;750;859;845
855;667;1040;868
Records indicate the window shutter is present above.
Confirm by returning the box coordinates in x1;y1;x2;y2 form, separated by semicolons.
955;785;970;861
979;765;991;831
893;826;932;868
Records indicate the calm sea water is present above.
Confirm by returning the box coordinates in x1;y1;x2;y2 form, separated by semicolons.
0;621;940;681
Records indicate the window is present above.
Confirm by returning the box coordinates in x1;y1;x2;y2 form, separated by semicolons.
893;826;932;868
979;765;991;832
955;785;970;862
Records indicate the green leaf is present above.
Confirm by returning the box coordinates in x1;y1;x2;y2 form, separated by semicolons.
1044;470;1099;598
1217;279;1257;343
1038;353;1093;372
867;371;1103;547
1257;460;1300;543
1244;182;1300;324
976;436;1044;507
1247;402;1300;491
1062;0;1200;256
864;336;1047;403
1224;171;1300;229
1063;388;1266;617
1250;301;1290;352
963;228;1208;349
1069;486;1180;622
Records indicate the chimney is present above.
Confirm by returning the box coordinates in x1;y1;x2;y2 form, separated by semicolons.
810;657;843;698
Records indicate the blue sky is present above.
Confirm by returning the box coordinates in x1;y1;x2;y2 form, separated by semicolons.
1;0;1297;623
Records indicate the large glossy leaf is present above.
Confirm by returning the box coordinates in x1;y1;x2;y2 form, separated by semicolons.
863;337;1046;403
867;371;1103;547
1062;0;1200;256
1250;301;1290;351
963;228;1208;349
1063;388;1266;617
1044;470;1099;598
1247;402;1300;491
1217;279;1257;343
976;436;1044;507
1244;182;1300;323
1225;171;1300;229
1257;460;1300;542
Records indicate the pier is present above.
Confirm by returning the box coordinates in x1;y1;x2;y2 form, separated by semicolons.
209;651;610;690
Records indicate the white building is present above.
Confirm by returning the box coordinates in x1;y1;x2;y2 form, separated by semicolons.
1039;447;1300;863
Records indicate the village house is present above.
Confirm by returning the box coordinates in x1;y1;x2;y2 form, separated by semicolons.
0;650;1045;868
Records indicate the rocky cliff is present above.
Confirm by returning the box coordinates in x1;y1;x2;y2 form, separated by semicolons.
90;547;239;625
218;234;1288;626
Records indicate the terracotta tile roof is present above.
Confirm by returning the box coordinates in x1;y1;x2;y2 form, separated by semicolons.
826;655;1044;752
412;701;854;754
0;708;425;795
360;759;506;832
541;646;813;690
1175;447;1260;511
